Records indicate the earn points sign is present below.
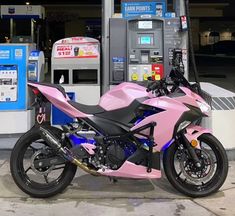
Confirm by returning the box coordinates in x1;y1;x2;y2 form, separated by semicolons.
121;1;166;18
125;4;152;12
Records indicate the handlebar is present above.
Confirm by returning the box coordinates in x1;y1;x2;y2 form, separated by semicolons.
146;81;161;92
146;68;194;96
146;78;170;96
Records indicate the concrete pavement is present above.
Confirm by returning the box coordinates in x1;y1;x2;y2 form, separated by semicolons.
0;151;235;216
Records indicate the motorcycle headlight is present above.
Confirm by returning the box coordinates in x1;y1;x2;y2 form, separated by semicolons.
196;101;211;114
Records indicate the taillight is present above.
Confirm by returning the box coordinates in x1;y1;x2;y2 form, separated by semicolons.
32;88;40;96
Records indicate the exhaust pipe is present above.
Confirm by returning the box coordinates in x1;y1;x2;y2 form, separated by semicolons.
39;126;99;176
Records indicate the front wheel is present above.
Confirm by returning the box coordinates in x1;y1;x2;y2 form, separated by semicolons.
163;134;228;197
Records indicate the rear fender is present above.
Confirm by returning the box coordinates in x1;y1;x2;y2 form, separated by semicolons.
184;125;212;149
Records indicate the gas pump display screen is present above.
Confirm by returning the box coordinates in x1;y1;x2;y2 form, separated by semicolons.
0;65;18;102
138;34;154;45
140;36;151;45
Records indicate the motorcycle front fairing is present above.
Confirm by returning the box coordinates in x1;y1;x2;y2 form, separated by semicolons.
131;86;211;152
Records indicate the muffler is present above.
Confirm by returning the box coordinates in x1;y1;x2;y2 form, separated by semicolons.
39;126;99;175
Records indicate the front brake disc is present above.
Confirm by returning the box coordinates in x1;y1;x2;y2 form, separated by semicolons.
179;148;215;184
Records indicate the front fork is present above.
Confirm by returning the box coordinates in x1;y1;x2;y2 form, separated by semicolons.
176;133;202;168
177;125;212;168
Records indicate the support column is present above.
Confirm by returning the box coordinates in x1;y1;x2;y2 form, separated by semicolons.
173;0;189;80
101;0;114;94
173;0;186;16
10;18;14;40
31;18;35;43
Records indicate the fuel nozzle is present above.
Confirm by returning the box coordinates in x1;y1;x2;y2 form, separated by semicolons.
172;49;185;75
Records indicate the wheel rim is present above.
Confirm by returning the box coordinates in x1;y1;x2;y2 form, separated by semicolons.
16;135;70;189
172;137;224;193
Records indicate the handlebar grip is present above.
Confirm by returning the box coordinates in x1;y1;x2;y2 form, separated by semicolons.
146;81;160;92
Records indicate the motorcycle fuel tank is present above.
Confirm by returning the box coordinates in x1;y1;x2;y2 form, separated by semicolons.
99;82;153;111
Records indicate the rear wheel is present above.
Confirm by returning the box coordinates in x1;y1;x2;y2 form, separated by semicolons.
163;133;228;197
10;126;77;198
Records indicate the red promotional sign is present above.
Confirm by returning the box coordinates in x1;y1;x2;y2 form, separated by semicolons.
55;43;99;59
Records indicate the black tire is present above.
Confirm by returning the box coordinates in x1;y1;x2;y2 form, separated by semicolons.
163;133;228;197
10;125;77;198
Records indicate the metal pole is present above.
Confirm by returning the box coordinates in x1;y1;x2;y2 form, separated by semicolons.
36;25;40;49
173;0;189;80
185;0;200;85
173;0;180;16
10;18;14;40
31;18;35;43
101;0;114;94
45;18;50;74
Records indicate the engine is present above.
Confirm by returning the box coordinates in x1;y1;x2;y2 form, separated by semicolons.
105;143;127;169
90;138;137;170
70;134;137;170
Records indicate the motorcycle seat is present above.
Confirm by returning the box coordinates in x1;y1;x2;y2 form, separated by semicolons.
68;100;105;114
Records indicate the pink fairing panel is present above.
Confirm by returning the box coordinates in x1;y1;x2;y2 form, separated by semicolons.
175;87;205;107
28;83;91;118
131;97;189;152
99;82;153;111
81;144;96;155
185;125;212;148
98;161;161;179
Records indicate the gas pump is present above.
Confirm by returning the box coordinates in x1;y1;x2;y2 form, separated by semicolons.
0;5;45;134
108;0;188;87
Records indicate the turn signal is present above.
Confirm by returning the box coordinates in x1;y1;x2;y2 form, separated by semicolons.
191;139;198;148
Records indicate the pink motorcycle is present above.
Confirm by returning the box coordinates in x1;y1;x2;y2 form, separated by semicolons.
10;69;228;198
